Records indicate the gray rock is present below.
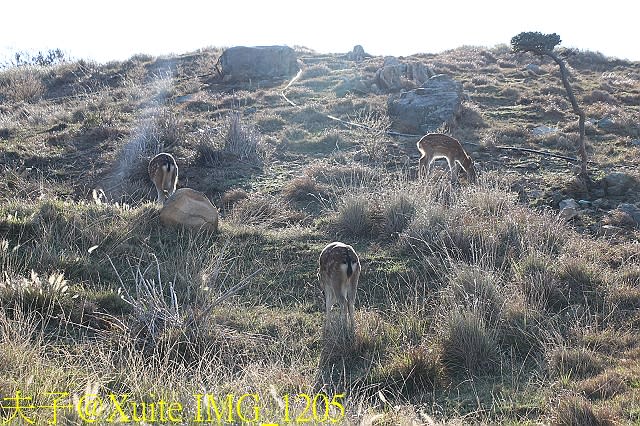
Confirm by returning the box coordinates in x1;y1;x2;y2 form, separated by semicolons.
525;63;542;74
375;57;433;92
603;172;637;196
532;125;558;136
617;203;640;224
558;198;580;220
376;63;405;91
558;206;578;221
218;46;299;82
346;45;370;61
387;74;463;135
559;198;580;210
597;117;615;129
630;139;640;146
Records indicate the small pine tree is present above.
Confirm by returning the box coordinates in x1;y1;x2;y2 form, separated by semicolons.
511;32;589;181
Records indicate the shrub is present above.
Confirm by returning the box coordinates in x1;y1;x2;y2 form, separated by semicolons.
0;67;44;102
228;195;304;228
446;264;505;325
438;307;498;376
380;193;416;237
546;346;604;380
220;188;249;212
577;370;628;400
551;395;616;426
224;112;264;161
282;176;330;203
372;346;441;396
331;194;377;238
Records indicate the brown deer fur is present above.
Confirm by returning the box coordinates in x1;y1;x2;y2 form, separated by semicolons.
417;133;477;182
318;242;361;329
148;153;178;203
159;188;219;232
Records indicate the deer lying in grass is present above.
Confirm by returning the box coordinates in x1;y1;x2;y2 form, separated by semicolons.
318;242;361;330
159;188;219;232
417;133;477;183
148;153;178;203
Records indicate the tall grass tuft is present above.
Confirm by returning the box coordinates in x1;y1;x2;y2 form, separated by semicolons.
224;111;264;161
438;306;498;376
331;194;377;238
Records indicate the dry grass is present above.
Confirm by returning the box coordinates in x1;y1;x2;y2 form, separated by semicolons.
0;44;639;425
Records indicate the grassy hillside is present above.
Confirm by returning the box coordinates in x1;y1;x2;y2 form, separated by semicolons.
1;45;639;424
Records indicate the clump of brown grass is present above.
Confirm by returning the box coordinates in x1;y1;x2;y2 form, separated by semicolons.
438;306;498;376
224;111;265;161
371;346;441;396
330;194;378;238
220;188;249;212
282;176;331;203
228;194;304;228
551;394;616;426
0;67;44;102
445;264;506;325
546;346;604;380
577;370;628;400
380;192;416;237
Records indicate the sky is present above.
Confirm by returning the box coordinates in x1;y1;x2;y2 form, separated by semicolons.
2;0;638;64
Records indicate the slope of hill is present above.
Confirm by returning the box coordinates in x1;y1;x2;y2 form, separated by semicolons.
0;45;639;424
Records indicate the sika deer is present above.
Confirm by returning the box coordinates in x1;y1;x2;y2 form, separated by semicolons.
417;133;477;183
318;242;361;330
148;153;178;203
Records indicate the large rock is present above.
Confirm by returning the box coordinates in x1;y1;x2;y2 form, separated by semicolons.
387;74;463;134
218;46;299;82
375;57;434;92
160;188;219;232
346;45;370;62
603;172;637;196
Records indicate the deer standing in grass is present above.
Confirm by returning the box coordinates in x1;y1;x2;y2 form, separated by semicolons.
318;242;361;331
417;133;477;183
148;153;178;204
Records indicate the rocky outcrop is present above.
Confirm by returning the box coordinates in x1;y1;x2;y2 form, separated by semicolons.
376;57;433;92
217;46;299;82
387;74;464;134
346;45;371;62
160;188;219;232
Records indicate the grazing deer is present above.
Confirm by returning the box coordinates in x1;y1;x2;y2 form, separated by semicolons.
318;242;361;330
417;133;477;183
148;153;178;204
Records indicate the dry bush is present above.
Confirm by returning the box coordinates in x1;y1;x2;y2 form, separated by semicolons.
438;306;498;376
330;194;378;238
583;89;617;104
555;256;605;308
228;194;304;228
220;188;249;212
576;370;629;400
0;67;45;102
224;111;265;161
380;192;416;237
301;64;331;79
304;161;379;187
551;395;616;426
281;176;331;203
546;346;604;380
371;346;441;396
445;264;506;325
